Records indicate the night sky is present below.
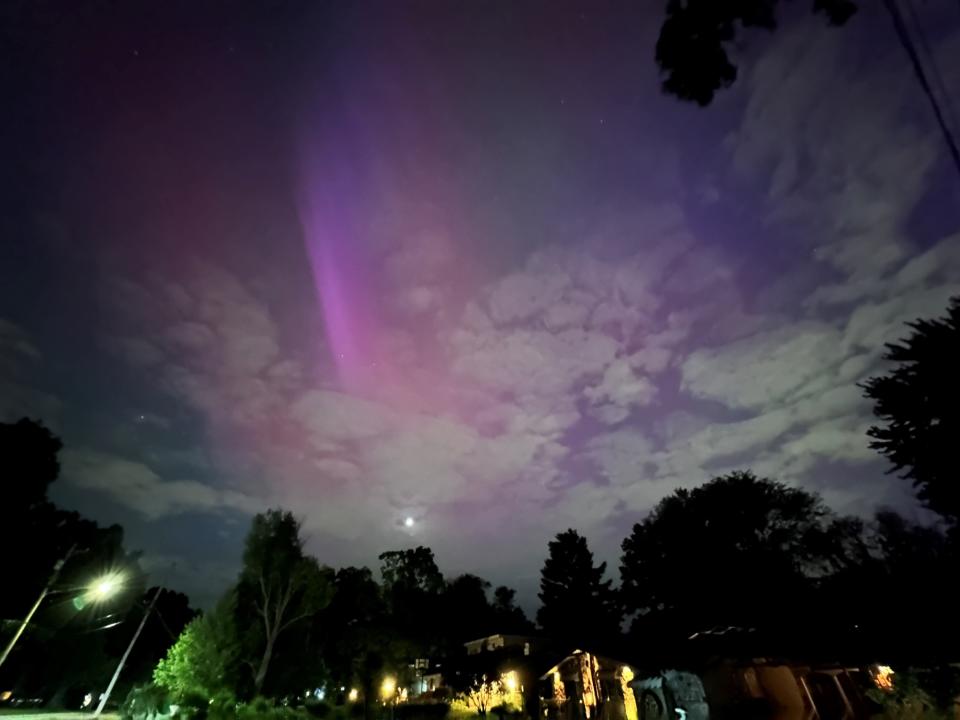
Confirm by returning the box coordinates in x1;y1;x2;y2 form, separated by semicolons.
3;0;959;610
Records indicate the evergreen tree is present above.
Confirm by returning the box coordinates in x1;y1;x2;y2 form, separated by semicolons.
536;530;620;644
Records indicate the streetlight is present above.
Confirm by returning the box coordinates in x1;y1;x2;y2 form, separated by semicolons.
93;585;162;716
0;548;124;670
89;574;124;602
381;676;397;720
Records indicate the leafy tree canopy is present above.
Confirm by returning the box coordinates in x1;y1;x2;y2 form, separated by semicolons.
862;298;960;527
656;0;857;105
236;509;334;696
619;470;863;639
154;593;240;702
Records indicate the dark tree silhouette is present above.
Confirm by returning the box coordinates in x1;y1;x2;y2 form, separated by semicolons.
0;418;137;629
379;547;444;595
655;0;857;105
235;509;334;695
378;546;445;657
320;565;390;711
1;417;62;510
441;574;495;645
491;586;535;635
537;529;621;644
620;471;862;641
862;298;960;527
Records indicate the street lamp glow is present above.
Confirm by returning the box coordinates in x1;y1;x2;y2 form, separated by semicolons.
381;676;396;699
404;517;415;528
88;573;123;601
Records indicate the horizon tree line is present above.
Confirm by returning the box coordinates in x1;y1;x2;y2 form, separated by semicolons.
1;297;957;713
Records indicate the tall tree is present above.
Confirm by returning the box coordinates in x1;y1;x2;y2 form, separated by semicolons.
320;565;392;709
537;530;621;645
862;298;960;527
441;574;494;646
491;586;534;635
655;0;857;105
378;546;444;656
0;417;141;700
236;510;334;695
620;471;862;642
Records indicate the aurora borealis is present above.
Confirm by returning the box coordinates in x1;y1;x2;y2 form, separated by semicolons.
2;0;959;609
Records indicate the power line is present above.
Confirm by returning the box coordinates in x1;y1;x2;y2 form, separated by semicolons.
882;0;960;178
901;0;960;139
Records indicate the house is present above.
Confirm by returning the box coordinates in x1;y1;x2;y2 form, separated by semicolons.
465;634;540;657
539;650;648;720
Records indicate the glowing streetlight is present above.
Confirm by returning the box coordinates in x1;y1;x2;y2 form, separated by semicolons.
381;676;396;700
404;517;415;528
348;688;359;702
89;574;123;601
503;671;519;693
0;555;124;671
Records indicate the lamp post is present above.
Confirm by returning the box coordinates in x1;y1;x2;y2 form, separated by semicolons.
0;546;76;670
93;585;162;717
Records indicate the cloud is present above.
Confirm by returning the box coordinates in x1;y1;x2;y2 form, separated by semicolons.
63;448;262;520
0;318;61;424
63;12;958;601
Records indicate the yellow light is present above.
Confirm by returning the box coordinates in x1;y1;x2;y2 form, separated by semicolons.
619;666;637;720
88;573;123;601
381;676;396;699
503;671;518;692
872;665;895;691
348;689;359;702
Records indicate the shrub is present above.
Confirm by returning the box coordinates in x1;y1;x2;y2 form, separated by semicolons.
207;691;240;720
306;701;332;718
394;703;450;720
121;683;172;720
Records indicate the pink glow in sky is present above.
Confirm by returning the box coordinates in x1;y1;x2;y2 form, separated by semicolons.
11;1;957;610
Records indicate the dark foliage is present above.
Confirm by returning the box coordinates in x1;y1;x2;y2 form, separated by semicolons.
491;587;534;636
862;297;960;527
235;510;334;697
0;418;160;704
655;0;857;105
620;471;866;644
536;529;621;645
378;547;445;657
1;417;62;509
394;703;450;720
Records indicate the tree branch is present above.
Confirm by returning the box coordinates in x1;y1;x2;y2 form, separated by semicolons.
278;611;312;635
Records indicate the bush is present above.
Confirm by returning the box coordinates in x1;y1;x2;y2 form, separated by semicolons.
122;683;172;720
394;703;450;720
306;701;332;718
207;691;240;720
233;697;315;720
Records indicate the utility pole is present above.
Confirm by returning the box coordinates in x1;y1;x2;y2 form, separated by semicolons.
0;545;76;670
93;585;163;717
